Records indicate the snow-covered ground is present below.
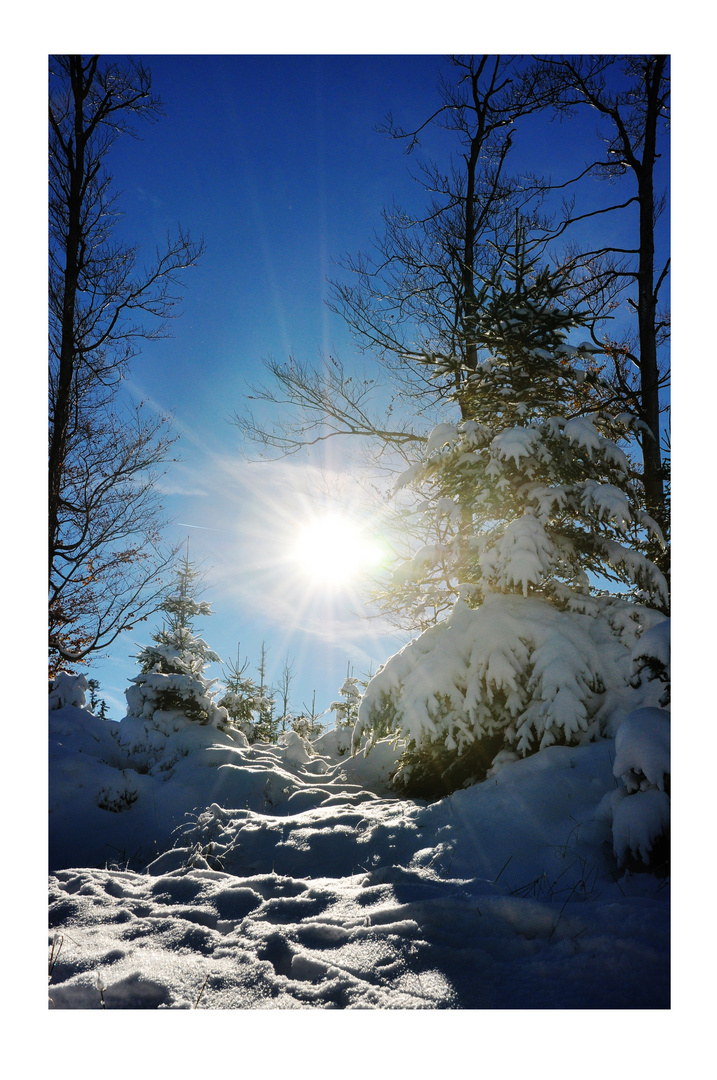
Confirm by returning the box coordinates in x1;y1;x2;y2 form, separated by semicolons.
49;698;670;1013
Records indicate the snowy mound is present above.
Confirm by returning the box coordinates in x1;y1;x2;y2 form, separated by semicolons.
48;624;670;1011
49;702;400;873
48;736;669;1009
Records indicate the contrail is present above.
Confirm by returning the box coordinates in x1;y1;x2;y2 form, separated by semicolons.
177;523;225;532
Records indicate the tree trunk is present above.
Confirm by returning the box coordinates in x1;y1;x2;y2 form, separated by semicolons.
48;56;87;583
636;56;667;543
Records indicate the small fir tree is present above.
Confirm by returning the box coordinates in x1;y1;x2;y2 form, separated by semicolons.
126;550;229;728
86;677;109;716
217;642;279;743
291;689;324;741
330;664;364;729
217;645;262;737
254;641;278;742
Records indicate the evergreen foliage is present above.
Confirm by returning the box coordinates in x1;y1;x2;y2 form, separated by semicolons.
126;553;229;728
86;678;109;717
217;646;279;743
384;235;667;623
291;714;324;741
330;669;362;729
216;656;262;736
357;237;669;797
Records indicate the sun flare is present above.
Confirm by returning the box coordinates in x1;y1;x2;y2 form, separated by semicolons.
292;513;384;586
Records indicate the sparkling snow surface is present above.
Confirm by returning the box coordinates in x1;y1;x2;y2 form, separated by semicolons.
49;705;669;1011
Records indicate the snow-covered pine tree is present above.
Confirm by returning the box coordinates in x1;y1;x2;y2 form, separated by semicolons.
252;691;278;742
386;231;667;620
253;641;278;742
329;664;362;730
357;234;669;797
291;689;324;741
216;642;278;743
216;645;262;738
125;551;229;728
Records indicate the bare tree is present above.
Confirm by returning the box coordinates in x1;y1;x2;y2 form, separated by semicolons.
234;57;544;470
233;55;670;623
331;56;547;399
237;353;426;473
49;55;204;671
274;653;296;731
48;402;179;673
522;55;670;566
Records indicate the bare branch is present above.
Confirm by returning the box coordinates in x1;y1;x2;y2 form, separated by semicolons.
48;55;202;673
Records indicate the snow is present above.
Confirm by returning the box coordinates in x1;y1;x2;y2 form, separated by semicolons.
49;671;88;710
563;415;606;457
614;707;670;794
426;422;460;454
581;480;633;530
356;595;657;760
632;617;671;674
490;424;542;466
392;543;449;585
611;787;671;866
49;660;670;1014
478;514;557;596
393;460;423;492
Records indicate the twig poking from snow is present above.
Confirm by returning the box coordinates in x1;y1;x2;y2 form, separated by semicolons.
193;974;210;1009
493;854;513;884
48;934;63;982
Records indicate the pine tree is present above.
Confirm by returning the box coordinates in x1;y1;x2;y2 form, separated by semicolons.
86;677;109;717
292;689;324;741
253;641;278;742
357;236;669;797
87;678;101;712
385;232;667;621
125;550;228;727
217;644;263;738
330;664;363;729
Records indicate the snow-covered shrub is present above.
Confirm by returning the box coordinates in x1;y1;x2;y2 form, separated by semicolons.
217;645;279;743
608;707;670;871
278;728;314;765
291;713;324;741
217;673;261;738
96;775;139;813
49;672;88;710
355;595;662;798
126;670;229;728
330;675;362;729
602;621;670;872
629;618;670;708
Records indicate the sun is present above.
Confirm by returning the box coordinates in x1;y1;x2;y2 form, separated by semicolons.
292;513;385;586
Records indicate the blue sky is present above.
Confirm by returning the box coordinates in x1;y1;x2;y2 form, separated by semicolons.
86;54;461;719
51;52;670;723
